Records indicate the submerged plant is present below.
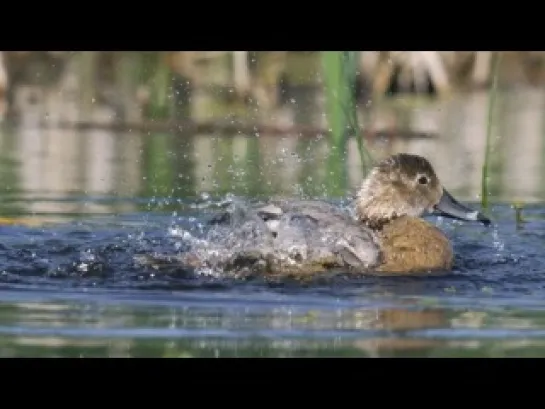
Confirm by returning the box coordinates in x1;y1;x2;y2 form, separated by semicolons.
512;201;525;227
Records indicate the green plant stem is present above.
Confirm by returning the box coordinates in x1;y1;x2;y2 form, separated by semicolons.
321;52;352;149
321;51;373;176
512;201;525;227
481;52;501;210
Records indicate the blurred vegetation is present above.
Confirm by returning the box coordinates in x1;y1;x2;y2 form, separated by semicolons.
1;51;545;210
5;51;545;125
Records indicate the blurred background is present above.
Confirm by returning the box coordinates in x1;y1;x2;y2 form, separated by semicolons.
2;51;545;357
0;51;544;220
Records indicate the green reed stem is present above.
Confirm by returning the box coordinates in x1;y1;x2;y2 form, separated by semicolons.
321;52;352;149
321;51;373;175
481;52;501;210
513;202;524;226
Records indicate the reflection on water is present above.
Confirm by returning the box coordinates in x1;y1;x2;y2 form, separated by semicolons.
2;89;545;224
3;291;545;357
2;88;545;357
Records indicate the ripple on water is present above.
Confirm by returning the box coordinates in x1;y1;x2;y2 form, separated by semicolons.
1;202;545;356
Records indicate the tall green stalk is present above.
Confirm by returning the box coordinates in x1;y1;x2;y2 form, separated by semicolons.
322;52;352;149
321;51;373;195
481;52;501;210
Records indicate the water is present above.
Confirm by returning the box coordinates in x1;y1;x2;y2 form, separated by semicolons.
2;89;545;357
3;202;544;357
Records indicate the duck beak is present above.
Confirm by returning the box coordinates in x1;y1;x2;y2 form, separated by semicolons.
433;188;491;226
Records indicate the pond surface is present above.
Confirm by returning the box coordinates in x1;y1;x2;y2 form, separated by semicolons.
2;89;545;357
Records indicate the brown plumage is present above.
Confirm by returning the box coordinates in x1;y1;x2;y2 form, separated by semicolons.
136;153;490;278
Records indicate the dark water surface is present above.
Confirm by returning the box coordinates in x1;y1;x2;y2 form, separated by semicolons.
2;200;544;357
3;89;545;357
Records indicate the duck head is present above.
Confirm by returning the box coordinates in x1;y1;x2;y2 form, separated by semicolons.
355;153;491;229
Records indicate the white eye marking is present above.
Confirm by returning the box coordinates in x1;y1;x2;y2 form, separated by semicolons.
417;174;429;185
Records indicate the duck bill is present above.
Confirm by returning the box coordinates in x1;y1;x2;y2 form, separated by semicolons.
433;189;491;226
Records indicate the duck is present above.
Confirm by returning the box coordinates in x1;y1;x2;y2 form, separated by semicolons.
135;153;491;279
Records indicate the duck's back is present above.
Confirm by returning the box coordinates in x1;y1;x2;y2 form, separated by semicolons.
253;199;382;275
135;198;383;278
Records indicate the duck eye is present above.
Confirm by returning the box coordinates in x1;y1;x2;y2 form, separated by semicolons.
418;176;429;185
